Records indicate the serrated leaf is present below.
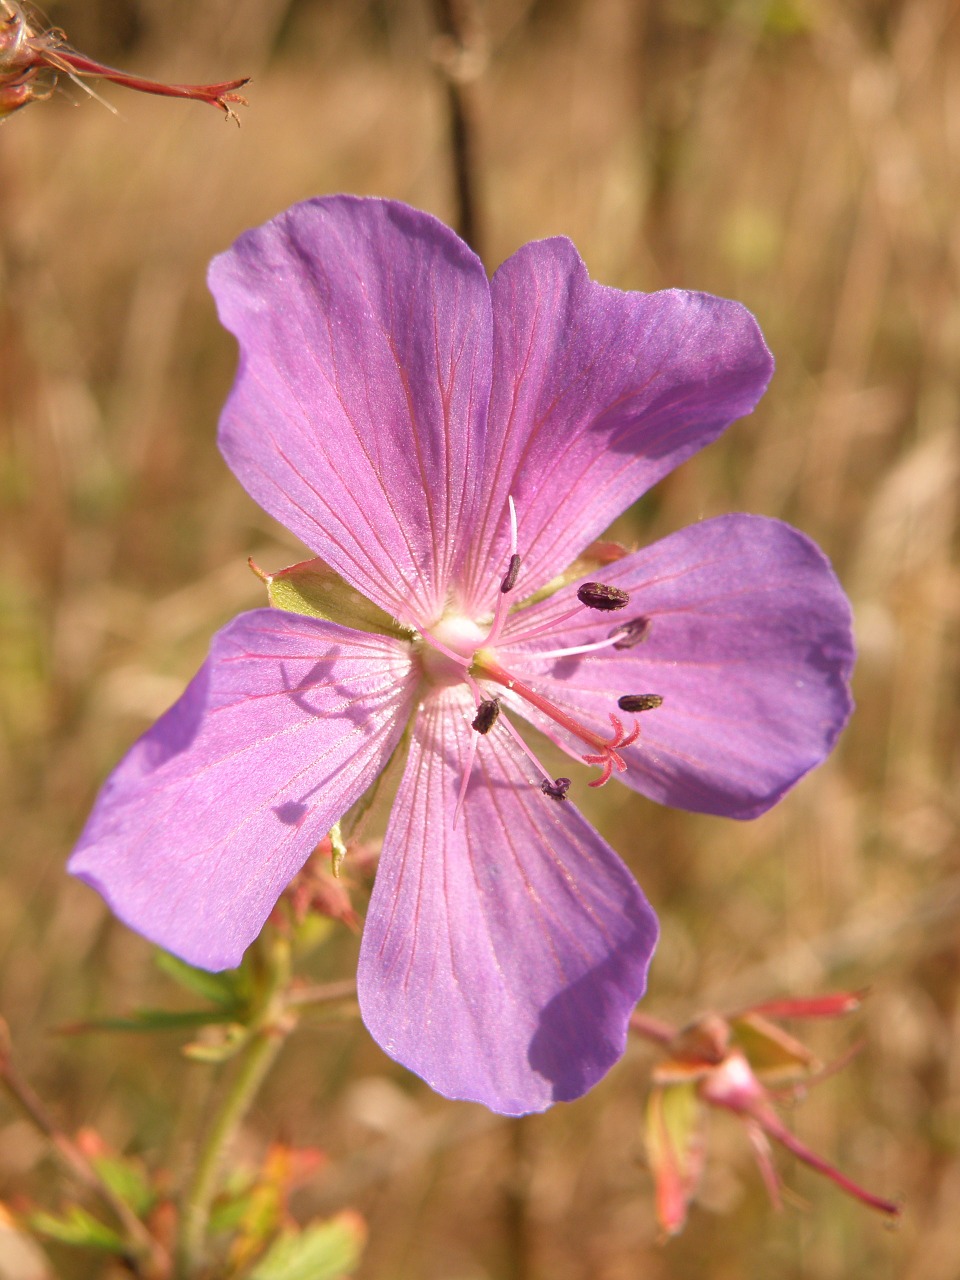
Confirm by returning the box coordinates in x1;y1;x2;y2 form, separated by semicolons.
155;950;247;1008
28;1206;127;1253
266;558;406;639
247;1212;365;1280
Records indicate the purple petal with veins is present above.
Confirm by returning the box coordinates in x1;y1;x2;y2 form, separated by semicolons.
358;689;658;1115
496;515;854;818
70;196;857;1114
69;611;417;969
458;238;773;610
209;196;491;625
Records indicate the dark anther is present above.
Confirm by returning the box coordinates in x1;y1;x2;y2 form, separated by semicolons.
576;581;629;611
540;777;571;801
609;616;651;648
617;694;663;713
472;697;501;734
500;553;522;593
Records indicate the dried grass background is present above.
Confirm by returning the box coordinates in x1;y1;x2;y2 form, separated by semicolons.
1;0;959;1276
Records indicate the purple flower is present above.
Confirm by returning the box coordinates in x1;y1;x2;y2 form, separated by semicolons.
69;197;854;1116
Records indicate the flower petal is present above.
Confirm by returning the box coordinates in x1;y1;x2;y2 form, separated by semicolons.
209;197;492;624
498;516;854;818
458;239;773;609
69;611;417;969
357;689;659;1115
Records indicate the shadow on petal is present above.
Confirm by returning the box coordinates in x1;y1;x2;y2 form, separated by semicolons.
529;911;659;1103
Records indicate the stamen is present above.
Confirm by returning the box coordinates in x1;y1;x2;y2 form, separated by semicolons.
454;722;479;829
483;495;522;647
540;777;571;802
455;675;491;827
500;554;521;594
496;712;561;788
498;606;584;646
617;694;663;712
502;594;636;649
471;697;501;734
577;582;630;611
609;616;651;648
505;632;634;662
419;628;472;669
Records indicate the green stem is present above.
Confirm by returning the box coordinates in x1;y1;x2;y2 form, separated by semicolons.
175;936;293;1279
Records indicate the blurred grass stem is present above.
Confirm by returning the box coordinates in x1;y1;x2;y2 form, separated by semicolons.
175;934;294;1279
430;0;485;258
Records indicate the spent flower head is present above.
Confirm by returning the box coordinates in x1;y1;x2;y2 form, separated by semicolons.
0;0;248;122
635;994;901;1235
69;197;856;1115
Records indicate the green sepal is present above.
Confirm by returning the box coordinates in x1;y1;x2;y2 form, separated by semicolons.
27;1205;128;1254
155;950;250;1008
730;1012;818;1083
264;558;408;639
644;1081;706;1237
247;1211;366;1280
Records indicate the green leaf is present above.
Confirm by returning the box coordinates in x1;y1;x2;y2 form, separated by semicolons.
62;1008;241;1035
266;558;407;639
28;1205;128;1253
209;1189;256;1236
88;1153;155;1218
247;1212;366;1280
155;950;248;1008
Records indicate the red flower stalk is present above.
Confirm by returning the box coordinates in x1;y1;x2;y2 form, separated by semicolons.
0;0;248;122
633;994;901;1236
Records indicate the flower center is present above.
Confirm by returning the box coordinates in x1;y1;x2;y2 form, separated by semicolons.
417;613;485;688
416;497;664;805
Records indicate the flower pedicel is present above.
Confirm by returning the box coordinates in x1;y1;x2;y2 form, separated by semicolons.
69;197;855;1115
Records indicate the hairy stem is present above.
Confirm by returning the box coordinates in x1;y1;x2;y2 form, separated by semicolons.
175;935;294;1278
